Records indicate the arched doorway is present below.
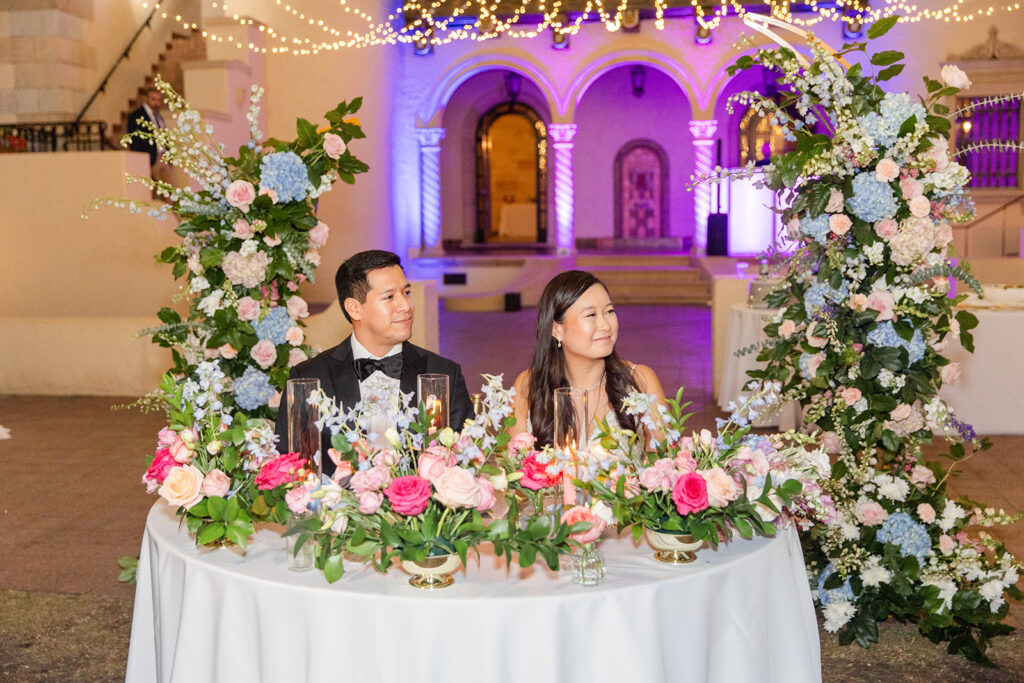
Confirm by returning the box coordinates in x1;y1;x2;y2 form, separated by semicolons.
614;139;669;238
474;102;548;243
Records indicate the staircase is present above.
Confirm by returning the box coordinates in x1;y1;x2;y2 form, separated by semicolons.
576;253;710;305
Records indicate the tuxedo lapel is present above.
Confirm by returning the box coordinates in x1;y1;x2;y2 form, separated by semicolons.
328;336;361;411
400;342;427;403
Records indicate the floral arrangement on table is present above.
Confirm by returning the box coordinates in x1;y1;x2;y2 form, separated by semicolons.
281;375;586;583
581;389;835;548
709;17;1023;664
93;77;369;554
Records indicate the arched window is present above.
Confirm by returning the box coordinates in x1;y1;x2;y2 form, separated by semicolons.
474;102;548;243
614;140;668;238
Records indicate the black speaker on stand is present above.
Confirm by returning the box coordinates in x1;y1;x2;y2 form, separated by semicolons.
706;140;729;256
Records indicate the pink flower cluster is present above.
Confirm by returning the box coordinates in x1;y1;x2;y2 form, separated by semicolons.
255;452;309;490
222;250;272;289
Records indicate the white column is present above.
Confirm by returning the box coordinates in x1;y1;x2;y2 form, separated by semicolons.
548;123;578;251
416;127;446;251
688;119;718;254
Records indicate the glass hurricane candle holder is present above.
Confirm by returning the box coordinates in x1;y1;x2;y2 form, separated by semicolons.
286;378;322;479
418;374;450;432
553;387;588;507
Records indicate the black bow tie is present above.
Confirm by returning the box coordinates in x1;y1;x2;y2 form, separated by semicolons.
353;354;403;381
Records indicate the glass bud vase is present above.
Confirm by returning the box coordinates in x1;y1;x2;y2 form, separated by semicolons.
571;543;605;586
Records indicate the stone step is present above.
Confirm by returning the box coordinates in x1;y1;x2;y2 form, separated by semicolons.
577;254;692;268
586;266;705;284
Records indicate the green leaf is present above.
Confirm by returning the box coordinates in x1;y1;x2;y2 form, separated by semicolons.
224;522;249;549
877;64;905;82
197;522;226;545
324;552;346;583
189;499;209;518
296;117;317;147
199;247;224;268
518;544;537;568
870;50;904;66
867;15;900;40
207;495;227;521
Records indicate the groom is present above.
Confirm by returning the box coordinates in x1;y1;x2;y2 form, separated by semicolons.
274;250;474;476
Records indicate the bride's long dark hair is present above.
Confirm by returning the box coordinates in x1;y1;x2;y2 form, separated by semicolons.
527;270;640;447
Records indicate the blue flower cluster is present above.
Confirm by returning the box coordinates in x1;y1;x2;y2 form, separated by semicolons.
857;92;927;149
233;367;276;410
252;306;291;344
816;563;855;605
804;278;849;317
801;214;830;244
877;511;932;564
846;172;898;223
259;151;309;203
866;321;926;364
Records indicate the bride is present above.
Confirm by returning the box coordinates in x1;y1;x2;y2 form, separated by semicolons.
509;270;667;448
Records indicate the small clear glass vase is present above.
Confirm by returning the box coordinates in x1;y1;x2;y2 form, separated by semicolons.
571;542;605;586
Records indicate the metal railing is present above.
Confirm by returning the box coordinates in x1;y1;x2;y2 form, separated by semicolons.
0;122;113;153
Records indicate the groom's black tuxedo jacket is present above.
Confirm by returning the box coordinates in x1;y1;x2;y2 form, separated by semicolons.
273;335;474;476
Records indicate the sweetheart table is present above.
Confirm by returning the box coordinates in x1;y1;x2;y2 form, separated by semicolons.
126;503;822;683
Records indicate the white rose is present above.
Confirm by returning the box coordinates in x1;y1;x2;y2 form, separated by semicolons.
940;65;972;90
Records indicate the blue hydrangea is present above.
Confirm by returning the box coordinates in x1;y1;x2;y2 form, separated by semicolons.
816;563;855;606
857;92;927;149
846;172;898;223
801;214;830;244
877;511;932;564
251;306;291;344
866;321;926;364
233;367;276;410
804;278;849;317
259;151;309;203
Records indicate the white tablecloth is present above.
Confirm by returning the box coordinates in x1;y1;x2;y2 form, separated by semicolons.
497;202;537;238
718;304;800;429
126;503;821;683
941;307;1024;435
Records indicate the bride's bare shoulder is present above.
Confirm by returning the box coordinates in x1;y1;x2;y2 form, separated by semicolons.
512;370;531;400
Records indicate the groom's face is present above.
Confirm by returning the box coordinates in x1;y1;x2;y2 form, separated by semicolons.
346;265;415;352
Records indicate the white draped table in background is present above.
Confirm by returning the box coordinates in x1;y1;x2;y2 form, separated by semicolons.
126;503;821;683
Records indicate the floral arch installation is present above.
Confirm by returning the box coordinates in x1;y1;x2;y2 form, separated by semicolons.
474;101;548;243
614;139;669;239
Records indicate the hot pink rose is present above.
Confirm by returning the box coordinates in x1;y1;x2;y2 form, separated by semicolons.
875;158;900;182
939;534;956;555
672;472;709;516
236;296;260;321
285;326;304;346
433;466;481;508
940;362;961;385
384;476;432;516
358;490;383;514
225;179;256;213
899;177;924;200
779;319;797;337
232;218;254;239
909;195;932;218
159;464;205;509
701;467;741;508
256;452;308;490
285;485;312;514
519;454;561;490
917;502;936;524
323;132;346;159
250;339;278;369
475;476;497;512
286;296;309;320
308;221;330;248
841;387;862;407
287;348;307;367
561;505;607;544
417;452;448;481
143;448;177;490
855;500;888;526
866;290;895;321
201;468;231;497
875;218;898;240
640;458;681;491
909;464;936;488
829;214;852;236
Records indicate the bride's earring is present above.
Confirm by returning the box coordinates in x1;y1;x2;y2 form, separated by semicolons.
556;338;562;349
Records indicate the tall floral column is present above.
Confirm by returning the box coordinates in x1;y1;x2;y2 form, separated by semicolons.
417;127;446;252
549;123;578;251
688;120;718;254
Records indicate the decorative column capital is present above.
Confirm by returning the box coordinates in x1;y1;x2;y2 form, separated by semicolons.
548;123;578;146
416;127;446;149
688;119;718;141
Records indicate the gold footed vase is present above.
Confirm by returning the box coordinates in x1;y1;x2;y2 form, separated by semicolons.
400;554;461;589
645;528;704;564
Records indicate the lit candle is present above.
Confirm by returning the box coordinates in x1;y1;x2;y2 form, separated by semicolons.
428;398;442;432
563;439;577;507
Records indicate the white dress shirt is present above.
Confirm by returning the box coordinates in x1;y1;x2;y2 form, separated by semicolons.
350;334;402;447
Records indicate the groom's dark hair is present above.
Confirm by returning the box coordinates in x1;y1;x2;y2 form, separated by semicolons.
335;250;403;323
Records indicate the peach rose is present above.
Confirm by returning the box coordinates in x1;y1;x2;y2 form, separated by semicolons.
159;465;205;509
909;195;931;218
285;326;304;346
250;339;278;369
875;158;900;183
917;502;937;524
779;319;797;337
305;248;321;268
323;132;347;159
308;221;330;248
258;186;279;203
219;344;238;360
236;296;260;321
875;218;898;240
807;352;825;378
268;391;281;409
941;362;961;385
891;403;913;422
433;466;481;508
232;219;254;239
201;468;231;497
806;326;827;349
263;234;282;247
560;505;607;544
855;500;888;526
225;180;256;213
286;296;309;320
826;188;845;213
841;387;862;407
701;467;741;508
829;214;852;236
850;293;869;312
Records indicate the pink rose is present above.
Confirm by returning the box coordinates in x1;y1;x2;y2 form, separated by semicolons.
779;319;797;337
475;476;497;512
560;505;607;544
169;433;194;464
351;466;388;494
285;485;312;514
850;293;869;312
841;387;862;407
508;432;536;453
825;188;845;213
941;362;961;385
323;132;346;160
820;431;842;453
875;219;898;240
256;452;308;490
917;502;937;524
159;465;205;509
143;448;177;490
384;476;432;516
286;296;309;320
358;490;383;514
519;454;561;490
899;177;924;200
232;219;254;239
866;290;895;321
219;343;238;360
806;327;827;348
287;348;307;367
250;339;278;369
308;221;330;248
417;452;448;482
909;464;936;488
701;467;741;508
855;500;888;526
672;472;709;516
829;214;852;236
674;450;697;473
891;403;912;422
157;428;176;447
939;534;956;555
225;180;256;213
433;466;481;508
201;468;231;497
236;296;260;321
640;458;680;491
909;195;932;218
934;222;953;248
285;326;304;347
875;158;900;182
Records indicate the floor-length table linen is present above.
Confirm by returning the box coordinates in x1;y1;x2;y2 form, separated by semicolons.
126;502;821;683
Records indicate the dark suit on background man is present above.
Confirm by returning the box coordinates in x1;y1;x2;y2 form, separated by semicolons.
126;89;165;166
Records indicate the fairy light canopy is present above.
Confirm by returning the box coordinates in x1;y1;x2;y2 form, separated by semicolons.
145;0;1024;52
